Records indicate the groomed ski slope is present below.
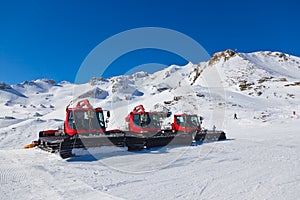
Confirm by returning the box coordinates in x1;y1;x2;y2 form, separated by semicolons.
0;117;299;199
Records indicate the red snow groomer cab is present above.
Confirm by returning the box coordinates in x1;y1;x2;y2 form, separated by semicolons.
171;114;226;141
64;99;107;135
125;105;161;135
37;99;125;158
172;114;202;133
124;105;161;150
125;105;193;150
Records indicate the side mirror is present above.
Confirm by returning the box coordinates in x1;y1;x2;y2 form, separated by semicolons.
199;116;204;121
107;111;111;118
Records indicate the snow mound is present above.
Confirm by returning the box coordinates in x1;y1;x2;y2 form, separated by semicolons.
78;87;109;99
154;83;171;92
0;82;27;99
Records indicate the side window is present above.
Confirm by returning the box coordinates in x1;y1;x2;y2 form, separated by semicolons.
68;111;76;130
176;116;184;125
133;114;140;126
97;112;105;128
150;114;160;127
190;116;199;126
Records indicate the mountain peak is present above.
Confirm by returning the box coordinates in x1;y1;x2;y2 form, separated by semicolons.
208;49;237;65
0;82;12;90
37;79;56;85
89;77;109;86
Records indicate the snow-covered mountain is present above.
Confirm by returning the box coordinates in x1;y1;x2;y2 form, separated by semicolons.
1;50;299;133
0;50;299;199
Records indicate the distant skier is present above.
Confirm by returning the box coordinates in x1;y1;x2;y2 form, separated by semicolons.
212;125;216;132
293;111;297;119
234;113;238;119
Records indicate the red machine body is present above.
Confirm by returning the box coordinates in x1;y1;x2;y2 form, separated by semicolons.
125;105;161;135
37;99;125;158
64;99;106;136
172;114;201;133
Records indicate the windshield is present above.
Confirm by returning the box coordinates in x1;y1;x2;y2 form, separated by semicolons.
68;110;105;130
175;115;200;127
133;113;160;128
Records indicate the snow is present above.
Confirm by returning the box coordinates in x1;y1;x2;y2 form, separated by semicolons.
0;50;299;199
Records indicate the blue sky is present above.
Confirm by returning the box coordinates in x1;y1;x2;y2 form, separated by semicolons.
0;0;299;84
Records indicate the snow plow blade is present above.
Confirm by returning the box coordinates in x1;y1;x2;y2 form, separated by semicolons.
24;142;38;149
194;130;226;141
